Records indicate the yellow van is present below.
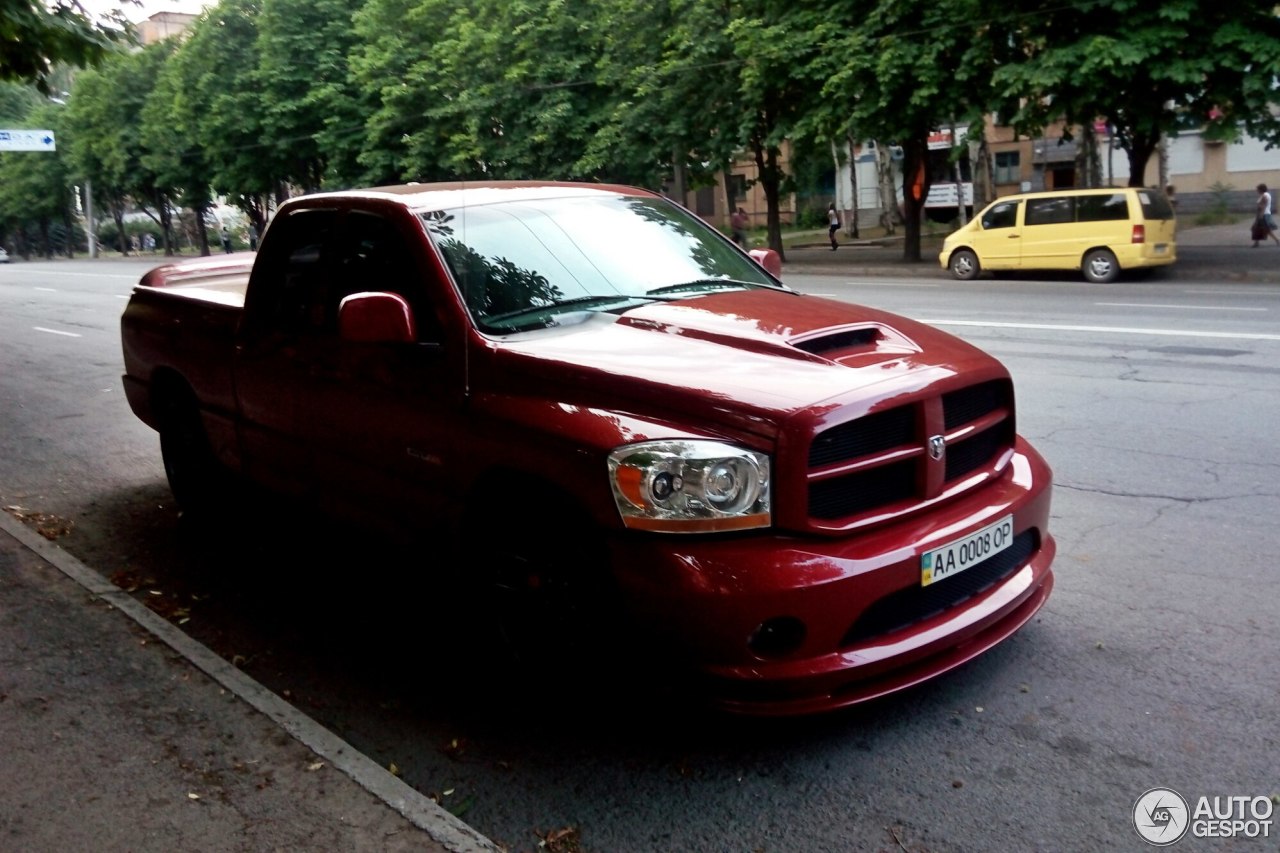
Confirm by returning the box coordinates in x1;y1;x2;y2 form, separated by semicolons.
940;187;1177;282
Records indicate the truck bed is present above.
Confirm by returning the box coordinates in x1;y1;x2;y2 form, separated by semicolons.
136;256;254;308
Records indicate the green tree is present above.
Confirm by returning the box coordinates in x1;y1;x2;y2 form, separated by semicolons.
989;0;1280;186
66;42;176;255
348;0;434;183
0;101;75;257
65;60;131;252
402;0;614;181
791;0;1004;261
174;0;276;227
0;80;41;122
0;1;131;94
257;0;364;190
593;0;817;257
141;38;216;255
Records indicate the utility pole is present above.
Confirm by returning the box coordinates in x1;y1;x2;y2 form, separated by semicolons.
85;179;96;258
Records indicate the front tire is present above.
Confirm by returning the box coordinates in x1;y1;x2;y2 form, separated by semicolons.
1082;248;1120;283
461;496;623;680
949;249;981;281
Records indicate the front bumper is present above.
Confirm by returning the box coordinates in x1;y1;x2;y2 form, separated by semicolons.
609;438;1055;716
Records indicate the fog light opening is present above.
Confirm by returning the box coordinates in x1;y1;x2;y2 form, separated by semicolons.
748;616;806;658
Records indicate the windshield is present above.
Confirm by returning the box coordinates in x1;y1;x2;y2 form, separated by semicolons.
421;194;782;333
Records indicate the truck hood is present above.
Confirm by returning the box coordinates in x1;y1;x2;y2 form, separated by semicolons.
480;288;1005;443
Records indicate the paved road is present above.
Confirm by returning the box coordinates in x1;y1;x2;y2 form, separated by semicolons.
2;233;1278;851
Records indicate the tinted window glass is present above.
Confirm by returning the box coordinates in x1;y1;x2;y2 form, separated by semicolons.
1076;193;1130;222
1138;190;1175;220
1025;197;1074;226
423;195;778;332
251;209;342;334
982;201;1019;230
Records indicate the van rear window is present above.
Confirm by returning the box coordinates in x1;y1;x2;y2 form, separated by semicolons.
1077;193;1130;222
1138;190;1175;220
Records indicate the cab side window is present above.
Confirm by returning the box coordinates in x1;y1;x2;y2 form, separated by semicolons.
250;208;343;336
982;201;1020;230
334;211;440;343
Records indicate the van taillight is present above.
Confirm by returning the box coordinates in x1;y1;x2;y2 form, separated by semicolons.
1132;224;1146;243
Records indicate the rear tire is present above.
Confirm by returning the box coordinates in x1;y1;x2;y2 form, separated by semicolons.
156;386;228;516
949;249;981;281
1082;248;1120;283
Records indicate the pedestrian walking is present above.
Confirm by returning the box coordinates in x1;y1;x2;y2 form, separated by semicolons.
1253;184;1280;247
221;226;233;254
730;207;749;248
827;203;840;251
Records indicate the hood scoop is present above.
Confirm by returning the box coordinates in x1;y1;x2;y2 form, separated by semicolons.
791;326;881;355
787;323;922;367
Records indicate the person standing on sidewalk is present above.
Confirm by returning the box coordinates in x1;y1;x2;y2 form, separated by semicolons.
1255;184;1280;247
731;207;749;248
827;203;840;251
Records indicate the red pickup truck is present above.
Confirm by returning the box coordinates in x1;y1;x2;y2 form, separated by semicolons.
121;182;1055;715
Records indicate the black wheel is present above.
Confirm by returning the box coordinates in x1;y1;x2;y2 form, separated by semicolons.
461;496;623;680
948;249;981;281
157;386;228;516
1082;248;1120;283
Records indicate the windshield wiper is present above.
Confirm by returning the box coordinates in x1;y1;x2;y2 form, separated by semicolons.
645;279;759;297
482;293;670;331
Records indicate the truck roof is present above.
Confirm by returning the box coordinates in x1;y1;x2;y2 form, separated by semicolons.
291;181;662;214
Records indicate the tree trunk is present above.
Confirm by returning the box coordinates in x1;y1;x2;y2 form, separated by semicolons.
753;142;786;262
899;135;931;263
112;205;128;256
846;134;859;238
670;151;687;206
973;130;994;210
196;201;212;257
1124;130;1159;188
875;142;897;234
63;206;75;259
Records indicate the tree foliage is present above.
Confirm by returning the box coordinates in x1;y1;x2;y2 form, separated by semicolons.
4;0;1275;265
0;1;131;94
989;0;1280;186
0;101;75;257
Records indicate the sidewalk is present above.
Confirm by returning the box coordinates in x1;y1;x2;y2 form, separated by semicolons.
0;512;498;852
777;221;1280;283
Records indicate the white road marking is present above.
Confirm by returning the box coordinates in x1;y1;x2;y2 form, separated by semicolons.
918;319;1280;342
33;326;82;338
1095;302;1265;312
34;287;57;292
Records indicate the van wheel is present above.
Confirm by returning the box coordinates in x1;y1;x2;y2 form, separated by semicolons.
1082;249;1120;283
949;249;980;281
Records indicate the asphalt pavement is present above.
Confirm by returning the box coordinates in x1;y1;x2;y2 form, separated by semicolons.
0;218;1274;852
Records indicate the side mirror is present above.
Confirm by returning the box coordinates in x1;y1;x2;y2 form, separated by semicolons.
749;248;783;279
338;291;417;343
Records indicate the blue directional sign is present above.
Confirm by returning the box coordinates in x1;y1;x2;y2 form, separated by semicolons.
0;130;56;151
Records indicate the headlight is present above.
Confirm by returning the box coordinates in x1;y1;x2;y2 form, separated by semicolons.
607;440;771;533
